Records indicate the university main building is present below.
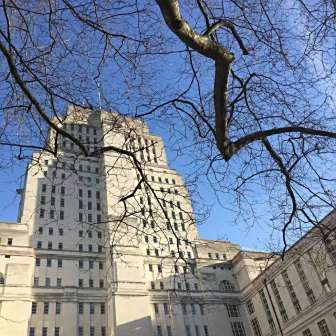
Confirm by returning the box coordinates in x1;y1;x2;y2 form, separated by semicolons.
0;107;335;336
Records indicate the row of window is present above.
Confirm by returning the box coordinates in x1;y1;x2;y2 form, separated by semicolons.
35;241;103;252
63;123;98;135
78;200;101;211
247;261;319;330
33;277;105;289
150;281;199;291
156;324;209;336
44;159;100;174
144;235;190;246
155;303;206;316
37;228;103;239
137;172;177;186
29;326;106;336
31;302;105;315
148;264;194;274
140;197;181;208
41;197;102;211
0;237;13;245
40;209;102;221
143;220;187;233
36;258;104;269
141;208;185;221
207;252;227;260
140;182;180;195
146;248;193;259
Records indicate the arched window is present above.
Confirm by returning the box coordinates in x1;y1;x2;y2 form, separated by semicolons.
219;280;235;292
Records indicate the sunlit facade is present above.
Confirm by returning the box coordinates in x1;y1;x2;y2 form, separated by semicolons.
0;107;335;336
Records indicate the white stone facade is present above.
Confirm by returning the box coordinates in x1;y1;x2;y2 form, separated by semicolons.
0;106;335;336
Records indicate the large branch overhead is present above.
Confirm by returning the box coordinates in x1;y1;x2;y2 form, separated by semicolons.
156;1;336;162
155;0;236;160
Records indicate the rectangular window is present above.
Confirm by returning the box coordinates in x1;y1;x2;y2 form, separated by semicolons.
45;278;50;287
204;326;209;336
226;304;240;318
29;327;35;336
302;329;312;336
42;327;48;336
78;303;83;314
60;211;64;220
251;318;263;336
317;319;331;336
57;278;62;287
294;259;316;305
101;327;106;336
55;302;61;314
270;279;288;321
44;302;49;314
100;303;105;314
90;327;95;336
282;270;302;313
230;322;246;336
259;289;275;331
78;327;83;336
32;302;37;314
34;277;39;287
246;299;255;314
90;303;95;314
167;326;172;336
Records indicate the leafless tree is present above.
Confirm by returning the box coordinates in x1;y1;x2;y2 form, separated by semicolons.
0;0;336;255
